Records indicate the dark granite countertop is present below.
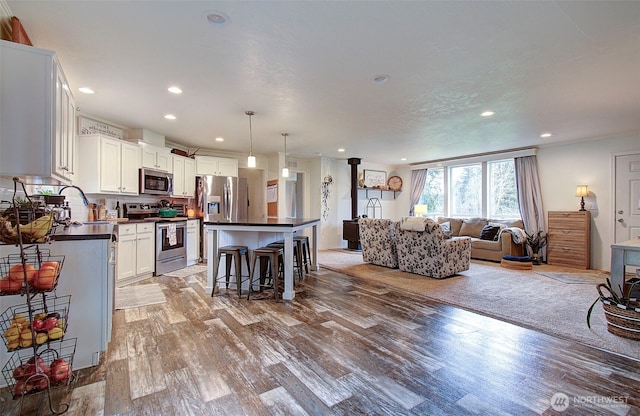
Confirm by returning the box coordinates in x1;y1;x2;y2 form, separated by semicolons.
204;217;320;227
50;223;115;241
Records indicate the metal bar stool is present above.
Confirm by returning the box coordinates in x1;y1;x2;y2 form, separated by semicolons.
294;235;311;275
211;245;251;298
248;246;283;302
267;240;303;281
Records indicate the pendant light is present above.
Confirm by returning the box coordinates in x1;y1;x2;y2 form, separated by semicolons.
245;110;256;168
281;133;289;178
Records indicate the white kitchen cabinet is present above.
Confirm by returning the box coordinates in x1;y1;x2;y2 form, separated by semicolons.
0;39;76;184
172;155;196;198
187;219;200;266
195;156;238;177
116;222;155;286
141;143;171;172
77;134;140;195
135;223;155;276
116;224;137;281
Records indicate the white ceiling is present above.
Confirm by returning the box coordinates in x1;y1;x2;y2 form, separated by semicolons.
6;1;640;165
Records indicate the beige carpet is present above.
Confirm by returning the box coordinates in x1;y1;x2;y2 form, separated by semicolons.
161;265;208;278
318;249;640;361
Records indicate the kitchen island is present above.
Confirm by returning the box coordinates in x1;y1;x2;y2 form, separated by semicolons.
204;218;320;300
0;223;115;387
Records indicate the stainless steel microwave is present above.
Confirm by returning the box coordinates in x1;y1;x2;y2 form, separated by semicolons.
139;168;173;196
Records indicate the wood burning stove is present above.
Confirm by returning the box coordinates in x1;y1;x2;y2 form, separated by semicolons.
343;158;362;250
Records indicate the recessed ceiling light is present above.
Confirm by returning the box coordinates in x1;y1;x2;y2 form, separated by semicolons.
481;111;495;117
540;133;552;138
164;114;176;120
337;148;345;153
168;86;182;94
401;158;407;161
204;10;230;27
373;74;390;84
79;87;95;94
215;137;224;142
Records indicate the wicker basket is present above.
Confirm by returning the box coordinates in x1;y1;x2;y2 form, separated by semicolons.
601;300;640;340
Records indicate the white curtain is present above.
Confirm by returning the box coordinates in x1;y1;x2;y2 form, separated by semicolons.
409;169;428;216
514;155;546;259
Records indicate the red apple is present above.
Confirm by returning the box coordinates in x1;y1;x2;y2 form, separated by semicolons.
44;317;58;331
13;380;28;396
32;319;45;331
12;365;26;380
26;356;44;366
34;375;49;391
50;358;71;382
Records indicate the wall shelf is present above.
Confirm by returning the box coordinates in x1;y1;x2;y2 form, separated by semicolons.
357;188;401;199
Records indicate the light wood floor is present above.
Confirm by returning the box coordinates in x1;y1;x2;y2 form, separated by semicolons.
1;264;639;415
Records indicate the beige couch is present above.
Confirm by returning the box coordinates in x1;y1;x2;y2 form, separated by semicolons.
436;217;525;262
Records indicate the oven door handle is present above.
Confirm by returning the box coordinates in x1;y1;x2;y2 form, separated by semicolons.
156;222;186;230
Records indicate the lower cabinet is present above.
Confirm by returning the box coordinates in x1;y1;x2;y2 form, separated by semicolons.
117;223;155;286
187;219;200;266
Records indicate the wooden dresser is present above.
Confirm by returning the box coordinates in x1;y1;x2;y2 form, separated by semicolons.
547;211;591;269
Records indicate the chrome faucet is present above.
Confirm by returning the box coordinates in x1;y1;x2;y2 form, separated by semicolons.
58;185;90;206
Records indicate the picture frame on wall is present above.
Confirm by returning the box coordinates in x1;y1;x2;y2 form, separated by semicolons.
363;169;387;188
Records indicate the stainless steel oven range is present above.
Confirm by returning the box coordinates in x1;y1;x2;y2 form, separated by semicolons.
155;220;187;275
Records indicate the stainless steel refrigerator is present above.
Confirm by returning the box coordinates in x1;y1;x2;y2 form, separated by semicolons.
197;175;249;259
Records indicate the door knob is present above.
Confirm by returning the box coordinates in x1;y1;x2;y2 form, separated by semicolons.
618;218;624;223
618;210;624;214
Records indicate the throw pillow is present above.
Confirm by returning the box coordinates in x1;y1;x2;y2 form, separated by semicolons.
480;225;501;241
459;218;488;238
488;222;507;241
440;221;451;232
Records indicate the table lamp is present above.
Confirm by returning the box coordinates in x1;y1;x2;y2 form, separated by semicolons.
575;185;588;211
414;204;427;217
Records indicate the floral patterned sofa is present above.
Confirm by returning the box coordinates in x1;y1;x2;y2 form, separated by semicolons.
358;218;398;268
395;217;472;279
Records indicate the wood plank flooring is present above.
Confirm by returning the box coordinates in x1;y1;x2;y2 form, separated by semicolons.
1;264;639;415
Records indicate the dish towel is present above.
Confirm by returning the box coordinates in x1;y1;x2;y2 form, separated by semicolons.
168;223;177;246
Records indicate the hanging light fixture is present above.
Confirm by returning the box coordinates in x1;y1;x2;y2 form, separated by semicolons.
281;133;289;178
245;110;256;168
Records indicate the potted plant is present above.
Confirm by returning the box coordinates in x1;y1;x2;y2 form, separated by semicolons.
525;230;547;265
587;278;640;339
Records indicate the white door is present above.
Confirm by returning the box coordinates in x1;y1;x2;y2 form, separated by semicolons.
615;153;640;242
135;225;155;275
172;156;185;196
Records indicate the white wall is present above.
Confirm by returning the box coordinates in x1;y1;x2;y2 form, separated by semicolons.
537;133;640;270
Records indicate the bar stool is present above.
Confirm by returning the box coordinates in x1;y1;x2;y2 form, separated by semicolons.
267;241;303;281
248;246;283;302
211;245;251;298
294;235;311;275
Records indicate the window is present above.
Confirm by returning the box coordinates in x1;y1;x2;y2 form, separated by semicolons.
417;159;520;219
450;164;482;217
487;160;519;218
419;168;444;217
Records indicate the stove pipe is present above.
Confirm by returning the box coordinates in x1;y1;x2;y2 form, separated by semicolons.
347;158;361;219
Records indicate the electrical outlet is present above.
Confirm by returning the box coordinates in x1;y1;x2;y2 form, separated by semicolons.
588;203;598;210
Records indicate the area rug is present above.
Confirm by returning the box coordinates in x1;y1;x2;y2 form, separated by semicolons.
160;265;207;278
535;271;610;284
318;249;640;361
115;283;167;310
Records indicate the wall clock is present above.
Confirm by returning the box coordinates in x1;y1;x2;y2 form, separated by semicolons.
387;175;402;191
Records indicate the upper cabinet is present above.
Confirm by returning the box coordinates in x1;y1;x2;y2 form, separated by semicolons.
140;143;171;172
0;40;76;184
172;155;196;198
195;156;238;177
76;134;140;195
